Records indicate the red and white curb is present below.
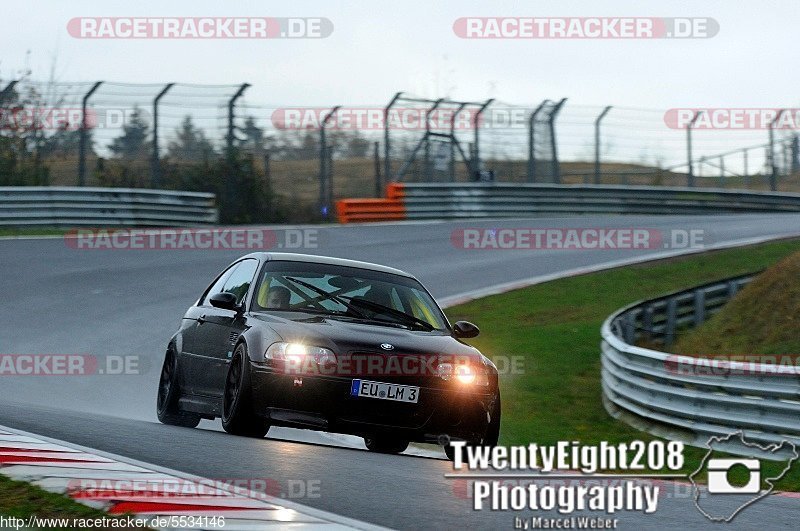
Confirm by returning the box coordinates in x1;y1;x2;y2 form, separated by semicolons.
0;424;385;530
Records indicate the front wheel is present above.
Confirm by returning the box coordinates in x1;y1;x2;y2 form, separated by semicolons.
444;394;501;461
222;344;271;438
364;436;409;455
156;348;201;428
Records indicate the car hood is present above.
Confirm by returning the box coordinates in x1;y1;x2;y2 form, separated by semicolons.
250;312;482;359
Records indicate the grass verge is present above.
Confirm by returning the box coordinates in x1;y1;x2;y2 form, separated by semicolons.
0;475;145;530
444;238;800;490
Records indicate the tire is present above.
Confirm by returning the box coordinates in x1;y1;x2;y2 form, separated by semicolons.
156;348;201;428
222;343;271;438
444;394;501;461
364;436;410;455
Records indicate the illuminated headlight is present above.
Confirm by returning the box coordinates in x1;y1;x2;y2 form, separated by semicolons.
455;365;476;384
265;342;336;367
438;361;489;386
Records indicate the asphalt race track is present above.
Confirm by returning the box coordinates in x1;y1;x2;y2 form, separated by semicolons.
2;214;800;529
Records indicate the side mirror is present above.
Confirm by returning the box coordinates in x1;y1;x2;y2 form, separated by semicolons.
452;321;480;339
209;292;241;312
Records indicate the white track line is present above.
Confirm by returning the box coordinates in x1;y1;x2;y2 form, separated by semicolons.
0;424;387;531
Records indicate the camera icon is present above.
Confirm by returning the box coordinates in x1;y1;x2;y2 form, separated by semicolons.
707;458;761;494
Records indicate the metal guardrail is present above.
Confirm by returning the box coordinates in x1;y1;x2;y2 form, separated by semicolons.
601;273;800;458
0;187;218;227
395;183;800;219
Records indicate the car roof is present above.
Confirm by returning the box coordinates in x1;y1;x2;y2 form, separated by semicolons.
241;252;416;279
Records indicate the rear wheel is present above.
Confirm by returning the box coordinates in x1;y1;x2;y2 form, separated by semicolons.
222;344;271;438
156;348;201;428
444;394;501;461
364;436;410;455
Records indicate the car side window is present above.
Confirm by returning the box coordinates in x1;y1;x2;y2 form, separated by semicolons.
200;266;236;306
221;259;259;305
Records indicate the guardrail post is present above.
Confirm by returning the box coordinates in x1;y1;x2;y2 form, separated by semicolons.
727;280;739;298
686;111;702;188
527;101;547;183
664;298;677;347
768;110;786;192
641;305;654;342
623;312;636;344
549;98;567;184
693;289;706;326
150;83;174;189
78;81;102;187
718;155;725;188
384;92;402;182
594;106;612;184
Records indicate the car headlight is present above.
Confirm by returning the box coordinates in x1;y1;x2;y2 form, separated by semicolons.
438;360;489;386
265;342;336;372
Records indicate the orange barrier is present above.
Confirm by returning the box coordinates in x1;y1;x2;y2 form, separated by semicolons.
336;184;407;223
336;198;406;223
386;182;405;200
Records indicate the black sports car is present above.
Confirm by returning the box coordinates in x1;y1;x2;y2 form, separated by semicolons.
157;252;500;459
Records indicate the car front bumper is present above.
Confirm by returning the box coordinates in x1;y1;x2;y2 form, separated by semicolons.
249;362;498;443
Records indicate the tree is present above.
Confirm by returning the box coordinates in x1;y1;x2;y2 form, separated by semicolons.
166;115;216;162
108;106;149;159
237;116;271;156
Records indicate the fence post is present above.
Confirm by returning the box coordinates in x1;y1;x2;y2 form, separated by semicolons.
594;106;612;184
718;155;725;188
549;98;567;184
472;98;493;179
768;109;785;191
450;103;467;182
226;83;250;158
319;106;340;220
423;99;444;182
150;82;174;189
78;81;103;187
686;111;701;188
743;148;750;188
384;92;402;182
373;141;381;197
527;101;547;183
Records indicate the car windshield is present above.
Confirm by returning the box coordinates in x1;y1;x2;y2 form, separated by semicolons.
251;260;448;331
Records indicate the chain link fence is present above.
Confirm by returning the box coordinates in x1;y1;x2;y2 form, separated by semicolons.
2;76;798;222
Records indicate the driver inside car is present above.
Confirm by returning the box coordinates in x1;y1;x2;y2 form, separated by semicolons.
265;286;291;309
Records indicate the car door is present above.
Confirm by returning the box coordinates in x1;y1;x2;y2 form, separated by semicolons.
178;264;236;396
197;258;260;399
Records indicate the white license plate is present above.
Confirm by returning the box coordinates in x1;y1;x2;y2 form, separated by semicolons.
350;379;419;403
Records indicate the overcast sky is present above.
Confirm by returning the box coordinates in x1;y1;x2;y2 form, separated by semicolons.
3;1;798;170
3;0;798;108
